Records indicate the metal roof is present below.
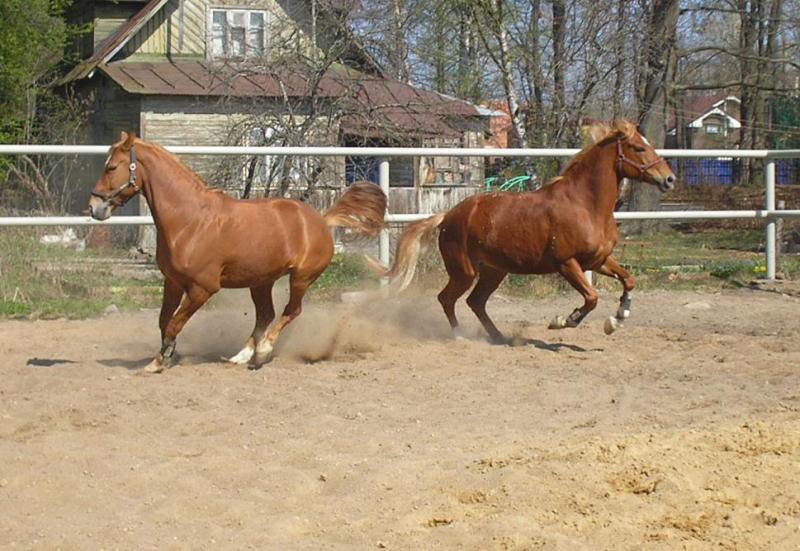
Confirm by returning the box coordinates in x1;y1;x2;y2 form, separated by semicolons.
98;61;485;137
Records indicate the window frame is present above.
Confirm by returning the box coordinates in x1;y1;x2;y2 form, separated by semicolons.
208;7;269;60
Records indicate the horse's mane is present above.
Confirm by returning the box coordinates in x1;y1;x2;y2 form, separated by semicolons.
546;120;637;186
130;140;214;192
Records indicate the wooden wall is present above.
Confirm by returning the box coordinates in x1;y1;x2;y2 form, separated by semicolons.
120;0;314;60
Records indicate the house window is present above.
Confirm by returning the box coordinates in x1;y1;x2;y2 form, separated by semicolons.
705;123;723;135
210;9;267;59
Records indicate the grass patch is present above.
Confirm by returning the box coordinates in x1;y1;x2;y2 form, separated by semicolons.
311;253;377;299
2;225;796;319
400;226;799;297
0;229;162;319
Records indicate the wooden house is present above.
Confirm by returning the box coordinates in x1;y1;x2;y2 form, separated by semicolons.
61;0;491;247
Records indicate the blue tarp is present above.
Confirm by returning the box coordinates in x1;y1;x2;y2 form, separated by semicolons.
671;159;799;186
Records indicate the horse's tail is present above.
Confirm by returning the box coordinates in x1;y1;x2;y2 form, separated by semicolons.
324;182;386;237
365;213;446;293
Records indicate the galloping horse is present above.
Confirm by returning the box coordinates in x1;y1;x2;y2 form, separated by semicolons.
370;121;675;341
89;132;385;372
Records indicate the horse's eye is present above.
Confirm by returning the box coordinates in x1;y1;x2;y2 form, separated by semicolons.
634;147;646;153
107;164;118;171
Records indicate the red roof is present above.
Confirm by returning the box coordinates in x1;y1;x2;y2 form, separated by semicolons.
97;61;484;138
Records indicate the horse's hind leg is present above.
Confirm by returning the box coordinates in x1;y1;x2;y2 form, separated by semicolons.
228;282;276;365
252;271;318;366
437;239;476;339
594;255;635;334
146;284;214;373
549;258;598;329
466;265;508;344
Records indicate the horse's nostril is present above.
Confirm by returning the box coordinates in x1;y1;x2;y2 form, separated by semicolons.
666;175;676;184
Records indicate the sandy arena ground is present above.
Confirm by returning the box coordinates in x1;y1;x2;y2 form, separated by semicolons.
1;286;799;549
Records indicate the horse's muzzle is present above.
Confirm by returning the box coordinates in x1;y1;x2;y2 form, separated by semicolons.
658;174;676;192
89;197;112;221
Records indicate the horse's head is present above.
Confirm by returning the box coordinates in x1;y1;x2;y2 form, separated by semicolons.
89;131;141;220
592;121;676;192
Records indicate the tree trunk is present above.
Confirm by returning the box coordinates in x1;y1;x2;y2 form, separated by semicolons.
526;0;545;145
389;0;410;82
629;0;679;232
611;0;627;120
551;0;566;146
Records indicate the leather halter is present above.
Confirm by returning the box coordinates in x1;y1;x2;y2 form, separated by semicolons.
616;138;662;178
91;145;140;204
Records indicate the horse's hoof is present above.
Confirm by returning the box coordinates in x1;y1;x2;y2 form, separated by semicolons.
143;358;165;373
604;316;621;335
253;342;275;367
489;334;510;346
548;316;567;330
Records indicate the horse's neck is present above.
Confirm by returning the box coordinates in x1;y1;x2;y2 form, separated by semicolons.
139;147;210;230
563;144;620;217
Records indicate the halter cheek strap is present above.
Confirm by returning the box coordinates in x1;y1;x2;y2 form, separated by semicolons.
616;138;662;178
91;145;140;204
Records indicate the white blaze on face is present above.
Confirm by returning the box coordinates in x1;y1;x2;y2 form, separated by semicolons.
641;135;652;147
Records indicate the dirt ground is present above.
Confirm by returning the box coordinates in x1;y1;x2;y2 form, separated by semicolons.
1;286;799;550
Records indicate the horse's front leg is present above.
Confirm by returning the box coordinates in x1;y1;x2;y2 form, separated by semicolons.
158;278;183;341
145;283;214;373
548;258;598;329
594;255;635;335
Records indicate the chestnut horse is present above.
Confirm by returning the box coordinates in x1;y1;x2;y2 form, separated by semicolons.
89;132;385;372
371;121;675;341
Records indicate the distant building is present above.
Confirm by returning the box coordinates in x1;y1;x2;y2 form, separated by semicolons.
667;96;741;149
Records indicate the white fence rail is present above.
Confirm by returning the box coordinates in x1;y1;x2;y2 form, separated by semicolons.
1;145;799;280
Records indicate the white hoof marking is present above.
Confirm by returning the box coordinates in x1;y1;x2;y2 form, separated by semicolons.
452;327;468;341
604;316;620;335
548;316;567;330
144;358;164;373
228;344;255;365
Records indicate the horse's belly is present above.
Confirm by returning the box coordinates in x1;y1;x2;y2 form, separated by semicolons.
219;258;289;288
477;246;557;275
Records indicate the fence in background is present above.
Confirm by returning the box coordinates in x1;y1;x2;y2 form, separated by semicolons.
1;144;799;280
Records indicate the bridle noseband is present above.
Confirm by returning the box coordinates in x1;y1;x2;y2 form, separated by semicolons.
91;145;140;204
616;138;662;178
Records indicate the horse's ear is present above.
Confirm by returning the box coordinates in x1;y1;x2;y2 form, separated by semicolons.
119;131;129;143
587;124;609;144
121;130;136;151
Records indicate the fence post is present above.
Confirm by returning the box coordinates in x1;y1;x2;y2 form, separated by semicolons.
765;158;776;280
379;158;391;276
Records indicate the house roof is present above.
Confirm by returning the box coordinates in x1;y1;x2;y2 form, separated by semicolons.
60;0;170;84
668;96;741;131
95;60;485;138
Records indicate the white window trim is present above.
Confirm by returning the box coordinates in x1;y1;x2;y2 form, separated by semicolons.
688;108;741;129
207;7;269;60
